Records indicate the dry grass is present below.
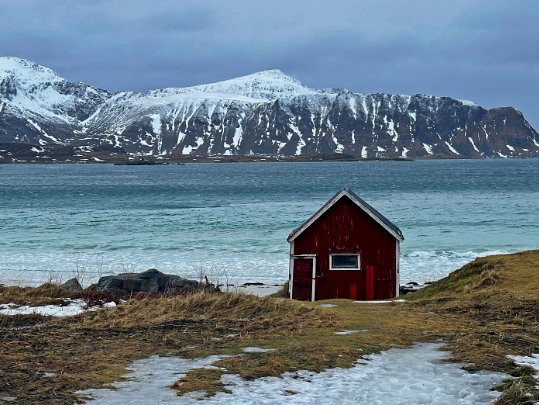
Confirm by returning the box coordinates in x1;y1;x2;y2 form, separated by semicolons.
0;290;332;404
171;368;232;398
494;366;538;405
0;283;72;306
76;290;317;329
1;250;538;403
269;281;289;298
174;250;539;400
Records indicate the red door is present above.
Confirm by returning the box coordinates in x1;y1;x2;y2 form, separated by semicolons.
292;258;313;301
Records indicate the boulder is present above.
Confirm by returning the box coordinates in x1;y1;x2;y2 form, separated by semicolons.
95;269;201;296
61;278;83;292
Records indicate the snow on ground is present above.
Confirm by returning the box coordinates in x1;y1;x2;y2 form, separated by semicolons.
508;353;539;388
334;329;368;335
353;299;406;304
81;343;505;404
79;355;228;404
0;299;116;317
242;347;274;353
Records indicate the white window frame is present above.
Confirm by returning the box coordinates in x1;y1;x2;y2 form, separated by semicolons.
329;254;361;271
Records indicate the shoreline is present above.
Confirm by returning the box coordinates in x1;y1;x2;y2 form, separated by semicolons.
2;152;538;165
0;150;416;164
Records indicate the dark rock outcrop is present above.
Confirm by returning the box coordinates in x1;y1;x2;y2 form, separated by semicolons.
95;269;201;296
61;278;83;292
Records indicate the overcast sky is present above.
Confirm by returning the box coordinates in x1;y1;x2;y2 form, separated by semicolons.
1;0;538;129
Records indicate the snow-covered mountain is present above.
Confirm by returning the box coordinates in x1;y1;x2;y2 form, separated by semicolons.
1;57;538;159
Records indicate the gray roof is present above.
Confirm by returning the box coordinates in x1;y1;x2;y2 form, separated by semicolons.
287;187;404;243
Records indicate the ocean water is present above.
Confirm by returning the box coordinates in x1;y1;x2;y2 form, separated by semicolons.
1;159;538;287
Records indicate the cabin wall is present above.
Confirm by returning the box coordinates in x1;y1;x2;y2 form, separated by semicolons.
293;197;397;300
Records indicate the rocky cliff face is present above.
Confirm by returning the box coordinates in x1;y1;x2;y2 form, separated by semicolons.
1;57;538;159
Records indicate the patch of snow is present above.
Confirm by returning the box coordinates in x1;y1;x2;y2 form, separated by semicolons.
360;96;368;119
458;99;476;106
401;147;409;158
0;299;115;317
354;299;405;304
232;126;243;148
149;114;161;134
334;329;368;335
79;355;229;403
422;143;433;154
176;132;187;147
242;347;274;353
332;134;344;153
497;151;507;158
408;111;417;121
0;300;88;317
143;70;320;104
506;144;515;152
41;372;57;378
376;146;386;152
81;343;506;404
468;137;479;152
445;141;460;155
361;146;368;159
482;125;489;140
348;97;357;118
276;140;287;154
387;120;398;142
295;136;306;155
532;137;539;148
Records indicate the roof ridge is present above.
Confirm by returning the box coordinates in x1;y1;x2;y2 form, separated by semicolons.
287;188;404;242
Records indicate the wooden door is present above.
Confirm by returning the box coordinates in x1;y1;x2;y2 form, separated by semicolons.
292;258;314;301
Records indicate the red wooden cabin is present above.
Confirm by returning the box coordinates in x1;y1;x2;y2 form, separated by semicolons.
287;188;404;301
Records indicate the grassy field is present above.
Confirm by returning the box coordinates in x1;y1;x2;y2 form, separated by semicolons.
1;250;538;404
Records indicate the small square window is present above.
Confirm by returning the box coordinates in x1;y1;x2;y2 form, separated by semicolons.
330;254;360;270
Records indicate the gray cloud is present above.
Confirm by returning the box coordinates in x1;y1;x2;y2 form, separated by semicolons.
0;0;537;129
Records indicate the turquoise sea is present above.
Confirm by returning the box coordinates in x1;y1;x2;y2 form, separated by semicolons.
1;159;538;287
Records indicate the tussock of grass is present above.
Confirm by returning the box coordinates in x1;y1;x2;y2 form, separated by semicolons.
409;258;503;300
411;249;539;300
494;367;539;405
171;368;232;398
76;290;322;330
0;283;71;306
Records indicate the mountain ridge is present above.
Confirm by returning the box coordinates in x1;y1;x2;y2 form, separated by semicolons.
1;57;538;160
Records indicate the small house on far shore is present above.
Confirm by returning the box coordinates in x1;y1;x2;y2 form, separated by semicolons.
287;187;404;301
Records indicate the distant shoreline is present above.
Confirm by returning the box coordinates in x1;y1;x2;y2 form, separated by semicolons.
3;155;538;164
0;148;417;164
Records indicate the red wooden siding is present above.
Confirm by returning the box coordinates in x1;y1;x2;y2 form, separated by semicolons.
293;196;397;300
